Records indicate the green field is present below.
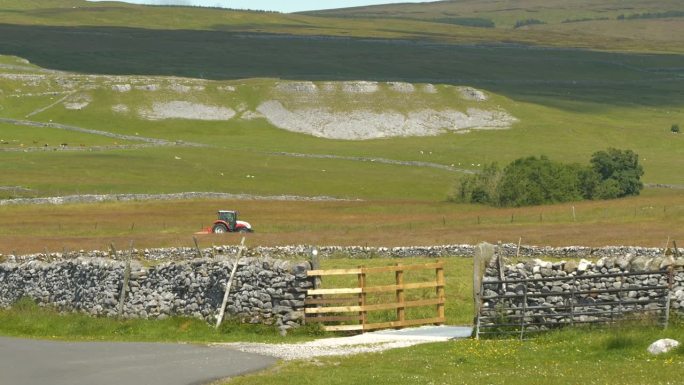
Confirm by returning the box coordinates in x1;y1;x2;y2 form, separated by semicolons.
225;323;684;385
0;1;682;256
0;2;681;218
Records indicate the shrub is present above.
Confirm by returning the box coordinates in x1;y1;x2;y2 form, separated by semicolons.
452;148;644;207
672;124;680;134
497;156;583;207
514;19;546;28
589;148;644;198
433;17;495;28
451;163;501;205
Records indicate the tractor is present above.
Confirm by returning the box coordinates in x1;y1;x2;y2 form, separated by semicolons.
211;210;253;233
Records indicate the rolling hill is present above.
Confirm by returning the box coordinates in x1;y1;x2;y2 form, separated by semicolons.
0;0;682;252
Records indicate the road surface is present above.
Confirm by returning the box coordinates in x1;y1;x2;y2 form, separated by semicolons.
0;337;275;385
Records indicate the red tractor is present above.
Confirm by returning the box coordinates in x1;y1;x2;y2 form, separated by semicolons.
211;210;253;233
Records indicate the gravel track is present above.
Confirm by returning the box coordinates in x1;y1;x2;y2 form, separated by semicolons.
218;326;467;361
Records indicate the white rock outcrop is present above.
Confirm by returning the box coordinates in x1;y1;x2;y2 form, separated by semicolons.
256;100;516;140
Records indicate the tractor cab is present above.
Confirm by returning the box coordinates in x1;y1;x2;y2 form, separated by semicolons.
218;210;237;229
212;210;253;233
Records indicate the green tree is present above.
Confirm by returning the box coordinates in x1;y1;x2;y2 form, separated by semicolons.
589;148;644;197
497;156;583;207
452;163;501;205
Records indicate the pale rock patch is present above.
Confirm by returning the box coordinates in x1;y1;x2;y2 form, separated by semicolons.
423;84;438;94
342;81;378;93
276;81;317;94
139;101;235;121
322;82;337;92
134;84;159;91
111;84;131;92
168;84;191;93
240;111;264;121
458;86;488;101
111;104;129;114
256;100;516;140
63;94;92;110
388;82;415;93
217;85;236;92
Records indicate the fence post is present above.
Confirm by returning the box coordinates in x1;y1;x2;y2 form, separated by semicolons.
570;277;576;327
436;261;445;323
520;284;527;340
117;241;133;319
396;263;405;324
474;243;494;339
664;266;674;329
193;236;204;259
358;266;367;329
215;237;245;328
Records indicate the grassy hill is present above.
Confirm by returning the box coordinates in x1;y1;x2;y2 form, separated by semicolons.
0;0;682;52
306;0;684;51
0;1;682;252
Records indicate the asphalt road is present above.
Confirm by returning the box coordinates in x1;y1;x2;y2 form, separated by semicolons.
0;337;276;385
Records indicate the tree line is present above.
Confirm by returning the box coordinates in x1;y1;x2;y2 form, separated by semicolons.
451;148;644;207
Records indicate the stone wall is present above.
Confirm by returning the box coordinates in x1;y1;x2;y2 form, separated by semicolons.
3;243;681;263
0;255;313;332
479;252;684;332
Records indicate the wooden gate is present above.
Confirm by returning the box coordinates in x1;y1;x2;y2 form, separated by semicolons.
305;262;445;332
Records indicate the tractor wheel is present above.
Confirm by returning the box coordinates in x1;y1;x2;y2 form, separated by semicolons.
212;223;228;234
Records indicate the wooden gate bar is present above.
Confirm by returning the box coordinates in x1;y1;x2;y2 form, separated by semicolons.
305;298;444;314
305;261;446;332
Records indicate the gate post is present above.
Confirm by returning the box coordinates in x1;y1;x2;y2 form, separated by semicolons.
396;263;405;324
358;266;367;329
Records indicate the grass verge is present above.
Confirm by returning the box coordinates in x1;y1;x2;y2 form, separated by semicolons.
224;321;684;385
0;297;321;344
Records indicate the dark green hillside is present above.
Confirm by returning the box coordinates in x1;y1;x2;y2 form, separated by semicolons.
0;0;682;52
0;23;682;110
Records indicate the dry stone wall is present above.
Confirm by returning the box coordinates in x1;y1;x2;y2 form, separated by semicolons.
3;244;679;264
479;251;684;333
0;254;313;331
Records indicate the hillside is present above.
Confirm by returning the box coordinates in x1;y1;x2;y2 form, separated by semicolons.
0;1;683;252
0;0;682;53
0;0;682;201
306;0;684;52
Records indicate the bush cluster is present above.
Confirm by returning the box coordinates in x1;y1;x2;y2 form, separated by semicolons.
513;19;546;28
433;17;495;28
617;11;684;20
452;148;644;207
